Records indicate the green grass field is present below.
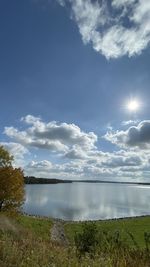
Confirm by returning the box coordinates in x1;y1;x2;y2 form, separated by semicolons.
65;216;150;247
16;215;53;241
0;214;150;267
10;214;150;247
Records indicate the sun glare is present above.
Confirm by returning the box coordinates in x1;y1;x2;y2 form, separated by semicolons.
125;99;141;112
127;100;139;111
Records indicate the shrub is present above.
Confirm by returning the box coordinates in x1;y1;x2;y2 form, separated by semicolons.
74;222;99;257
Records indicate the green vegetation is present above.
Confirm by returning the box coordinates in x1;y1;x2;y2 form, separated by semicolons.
74;222;150;266
16;215;53;241
74;222;99;257
65;216;150;248
0;214;150;267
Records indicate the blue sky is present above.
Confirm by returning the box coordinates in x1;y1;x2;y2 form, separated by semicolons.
1;0;150;181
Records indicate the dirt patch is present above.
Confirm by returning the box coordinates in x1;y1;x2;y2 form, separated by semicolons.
51;220;68;246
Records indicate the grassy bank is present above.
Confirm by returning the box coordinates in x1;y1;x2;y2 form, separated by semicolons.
0;213;150;267
65;216;150;248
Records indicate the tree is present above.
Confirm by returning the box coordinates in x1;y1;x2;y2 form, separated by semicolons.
0;145;13;167
0;146;24;212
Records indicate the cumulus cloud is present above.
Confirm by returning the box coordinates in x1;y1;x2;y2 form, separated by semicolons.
121;120;139;126
4;115;97;156
64;145;88;159
86;149;144;166
3;116;150;182
24;153;145;181
102;155;142;168
24;147;146;181
104;120;150;149
25;159;85;179
0;142;29;167
57;0;150;58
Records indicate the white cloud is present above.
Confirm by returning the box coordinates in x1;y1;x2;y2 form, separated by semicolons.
24;147;147;181
121;120;139;126
58;0;150;58
24;153;145;181
112;0;136;8
3;116;150;182
25;159;85;179
104;120;150;149
0;142;29;167
101;154;142;168
131;1;150;24
4;115;97;155
64;145;88;159
57;0;65;6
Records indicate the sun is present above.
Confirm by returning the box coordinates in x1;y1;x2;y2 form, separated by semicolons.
126;99;140;112
127;100;139;111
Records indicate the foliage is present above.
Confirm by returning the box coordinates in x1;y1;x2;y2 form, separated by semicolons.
74;223;128;257
0;146;24;212
74;221;150;265
74;222;98;256
144;232;150;252
65;216;150;248
0;145;13;167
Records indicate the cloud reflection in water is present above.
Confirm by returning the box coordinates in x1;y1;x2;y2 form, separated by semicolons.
23;183;150;221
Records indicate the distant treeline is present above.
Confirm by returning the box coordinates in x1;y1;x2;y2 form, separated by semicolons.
24;176;72;184
24;176;150;185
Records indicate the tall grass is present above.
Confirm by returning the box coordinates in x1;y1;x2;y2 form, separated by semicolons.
0;215;150;267
74;222;150;267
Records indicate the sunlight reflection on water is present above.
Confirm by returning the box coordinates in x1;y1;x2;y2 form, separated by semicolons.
22;183;150;221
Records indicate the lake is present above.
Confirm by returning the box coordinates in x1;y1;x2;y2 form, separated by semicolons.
23;182;150;221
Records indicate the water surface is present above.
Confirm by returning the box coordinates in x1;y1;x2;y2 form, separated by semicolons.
23;182;150;221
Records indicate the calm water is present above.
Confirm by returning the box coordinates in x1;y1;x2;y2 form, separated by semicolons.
23;183;150;221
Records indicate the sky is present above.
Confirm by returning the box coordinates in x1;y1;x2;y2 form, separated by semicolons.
0;0;150;182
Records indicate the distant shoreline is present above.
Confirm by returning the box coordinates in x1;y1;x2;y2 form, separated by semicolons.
73;180;150;186
24;176;150;185
24;176;72;184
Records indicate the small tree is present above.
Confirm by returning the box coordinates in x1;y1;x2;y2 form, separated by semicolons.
0;146;24;212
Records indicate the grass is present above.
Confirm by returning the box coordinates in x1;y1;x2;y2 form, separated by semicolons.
16;215;53;241
0;213;150;267
65;216;150;247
